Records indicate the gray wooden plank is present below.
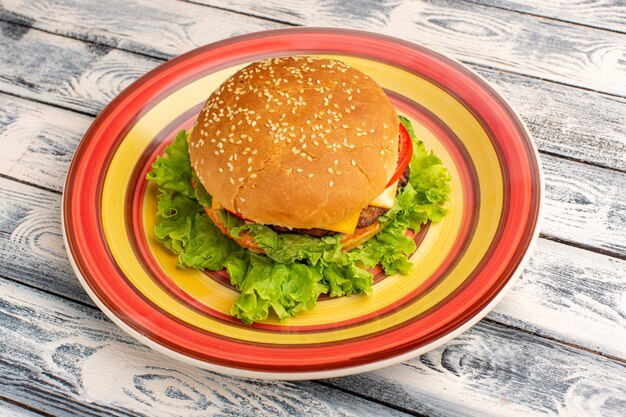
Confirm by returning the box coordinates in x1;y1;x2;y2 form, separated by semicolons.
479;67;626;172
0;95;87;192
190;0;626;96
0;400;45;417
0;20;159;115
0;24;625;174
0;279;414;417
0;177;90;304
325;320;626;417
541;154;626;257
492;238;626;359
1;0;625;97
466;0;626;33
0;173;624;359
0;0;282;60
0;23;626;174
1;276;624;417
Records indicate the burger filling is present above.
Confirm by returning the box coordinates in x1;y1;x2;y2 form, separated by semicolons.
147;116;451;324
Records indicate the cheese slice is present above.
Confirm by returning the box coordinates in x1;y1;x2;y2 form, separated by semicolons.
322;210;362;234
369;181;398;209
211;197;221;210
323;182;399;233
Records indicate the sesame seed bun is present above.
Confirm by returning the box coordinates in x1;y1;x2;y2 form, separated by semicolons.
188;56;399;229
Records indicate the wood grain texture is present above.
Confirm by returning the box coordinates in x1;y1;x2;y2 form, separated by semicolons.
325;321;626;417
491;238;626;359
479;67;626;172
0;0;624;414
0;400;45;417
0;0;282;60
1;0;626;97
0;94;88;191
1;277;624;417
1;19;625;172
1;15;625;173
191;0;626;96
467;0;626;33
541;154;626;257
0;20;159;115
0;281;413;417
0;177;90;304
0;175;624;360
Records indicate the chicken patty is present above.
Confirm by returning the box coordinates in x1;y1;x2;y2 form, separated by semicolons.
269;165;411;236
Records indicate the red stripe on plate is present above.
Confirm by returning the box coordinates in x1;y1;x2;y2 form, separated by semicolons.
64;28;540;373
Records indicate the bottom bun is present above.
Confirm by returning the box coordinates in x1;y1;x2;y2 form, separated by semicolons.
204;206;381;254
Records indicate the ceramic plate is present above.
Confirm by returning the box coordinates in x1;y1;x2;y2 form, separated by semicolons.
63;28;542;379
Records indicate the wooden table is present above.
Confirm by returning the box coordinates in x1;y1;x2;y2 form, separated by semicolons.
1;1;625;416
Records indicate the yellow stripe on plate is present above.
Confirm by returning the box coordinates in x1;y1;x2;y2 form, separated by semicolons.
101;56;502;344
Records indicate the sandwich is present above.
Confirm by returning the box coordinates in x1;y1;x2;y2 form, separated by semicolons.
147;56;451;323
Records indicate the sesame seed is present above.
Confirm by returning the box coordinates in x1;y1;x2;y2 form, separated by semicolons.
238;177;244;182
342;124;349;128
308;173;314;178
296;168;303;173
240;197;246;203
334;159;339;165
329;181;334;187
351;159;356;166
250;173;257;178
328;168;334;174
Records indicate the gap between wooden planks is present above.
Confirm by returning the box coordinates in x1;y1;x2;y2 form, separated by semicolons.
463;0;626;34
0;270;624;417
0;0;625;97
0;14;624;172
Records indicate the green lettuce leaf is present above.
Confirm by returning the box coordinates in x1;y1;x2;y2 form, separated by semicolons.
146;131;195;198
146;119;451;324
230;254;327;323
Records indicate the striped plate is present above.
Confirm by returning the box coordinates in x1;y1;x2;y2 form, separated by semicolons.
63;28;542;379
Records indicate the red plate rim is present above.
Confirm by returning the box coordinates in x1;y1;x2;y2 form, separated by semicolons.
62;27;543;379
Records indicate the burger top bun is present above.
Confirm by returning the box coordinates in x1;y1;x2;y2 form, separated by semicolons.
188;56;399;229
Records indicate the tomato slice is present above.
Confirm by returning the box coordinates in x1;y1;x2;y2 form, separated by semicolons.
386;123;413;187
227;208;249;221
